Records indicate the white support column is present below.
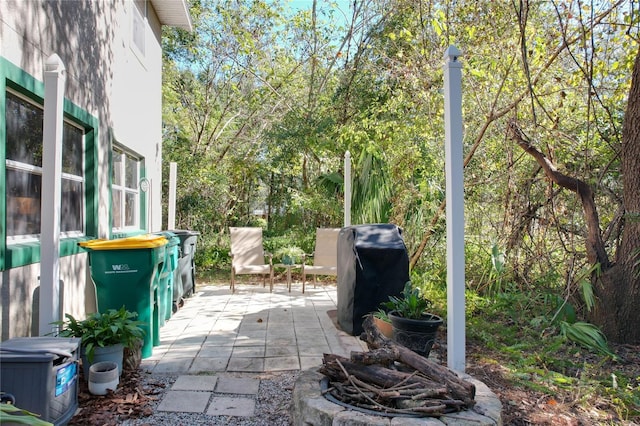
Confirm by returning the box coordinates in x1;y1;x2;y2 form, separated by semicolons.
444;45;466;372
39;54;66;336
344;150;351;227
168;162;177;230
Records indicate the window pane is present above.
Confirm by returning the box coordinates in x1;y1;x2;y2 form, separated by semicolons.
112;150;123;186
111;146;141;230
61;179;83;232
132;0;146;55
112;190;122;228
62;123;83;176
6;169;41;236
6;92;43;167
124;154;138;189
5;91;87;239
125;191;137;227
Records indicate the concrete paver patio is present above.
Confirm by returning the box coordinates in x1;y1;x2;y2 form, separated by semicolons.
141;281;366;418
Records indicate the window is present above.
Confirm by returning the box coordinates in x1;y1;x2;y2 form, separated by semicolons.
131;0;146;58
111;147;142;231
1;56;99;270
5;91;85;240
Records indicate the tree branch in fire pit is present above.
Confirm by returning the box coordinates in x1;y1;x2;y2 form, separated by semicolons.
318;315;476;417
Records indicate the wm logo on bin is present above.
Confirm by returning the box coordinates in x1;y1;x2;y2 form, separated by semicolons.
111;264;131;271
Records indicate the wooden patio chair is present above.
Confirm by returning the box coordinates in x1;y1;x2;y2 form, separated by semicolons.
229;227;273;293
302;228;340;293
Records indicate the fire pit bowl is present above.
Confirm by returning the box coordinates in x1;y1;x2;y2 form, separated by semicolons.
292;368;502;426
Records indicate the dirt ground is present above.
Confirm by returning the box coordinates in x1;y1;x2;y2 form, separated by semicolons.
464;341;640;425
67;340;640;426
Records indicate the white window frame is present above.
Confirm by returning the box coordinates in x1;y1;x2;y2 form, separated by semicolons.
5;89;86;243
111;146;142;232
130;0;147;66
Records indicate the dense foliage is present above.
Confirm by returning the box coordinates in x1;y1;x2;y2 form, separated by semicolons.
161;0;639;338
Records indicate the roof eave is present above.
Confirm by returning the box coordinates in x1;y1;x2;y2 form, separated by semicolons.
150;0;193;32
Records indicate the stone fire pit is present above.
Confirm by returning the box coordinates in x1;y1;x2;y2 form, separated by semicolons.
292;368;502;425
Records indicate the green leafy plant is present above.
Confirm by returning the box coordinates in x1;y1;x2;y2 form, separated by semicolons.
372;308;391;323
274;246;304;265
383;281;434;319
0;402;53;425
54;307;145;363
488;243;506;295
559;320;618;359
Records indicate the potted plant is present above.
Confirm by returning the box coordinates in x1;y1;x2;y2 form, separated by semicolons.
54;306;145;379
275;246;304;265
383;281;443;357
371;308;394;339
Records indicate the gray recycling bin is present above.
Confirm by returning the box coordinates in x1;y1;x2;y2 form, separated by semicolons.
337;224;409;336
0;337;80;426
169;229;200;307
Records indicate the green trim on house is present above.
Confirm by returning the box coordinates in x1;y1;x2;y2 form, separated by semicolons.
0;62;6;271
63;97;99;238
0;56;99;271
5;237;94;266
107;132;114;238
0;57;46;271
1;57;45;101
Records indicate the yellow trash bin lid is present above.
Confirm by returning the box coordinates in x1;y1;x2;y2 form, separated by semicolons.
79;234;168;250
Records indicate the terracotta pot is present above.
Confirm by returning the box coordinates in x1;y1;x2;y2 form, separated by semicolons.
373;316;394;339
123;339;143;372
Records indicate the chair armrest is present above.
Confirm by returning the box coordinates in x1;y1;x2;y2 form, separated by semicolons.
302;252;314;265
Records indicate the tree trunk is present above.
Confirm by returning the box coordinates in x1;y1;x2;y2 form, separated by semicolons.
508;44;640;344
591;45;640;343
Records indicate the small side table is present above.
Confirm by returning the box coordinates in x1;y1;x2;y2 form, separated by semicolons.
274;263;301;292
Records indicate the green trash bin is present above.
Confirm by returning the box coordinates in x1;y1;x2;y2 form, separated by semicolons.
170;230;200;302
79;234;167;359
154;231;180;324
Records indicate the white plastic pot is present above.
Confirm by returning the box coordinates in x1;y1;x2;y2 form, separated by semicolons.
88;361;119;395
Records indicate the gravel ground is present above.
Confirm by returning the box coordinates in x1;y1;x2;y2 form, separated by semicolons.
118;371;297;426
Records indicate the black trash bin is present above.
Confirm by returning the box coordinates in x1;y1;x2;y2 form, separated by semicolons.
169;230;200;305
337;224;409;336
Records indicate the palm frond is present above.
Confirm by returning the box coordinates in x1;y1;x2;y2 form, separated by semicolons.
559;320;617;359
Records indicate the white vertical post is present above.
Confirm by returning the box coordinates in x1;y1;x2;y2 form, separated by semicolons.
444;45;465;372
344;150;351;227
39;54;66;336
168;162;177;230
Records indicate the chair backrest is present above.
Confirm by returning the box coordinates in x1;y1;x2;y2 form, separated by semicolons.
313;228;340;267
230;227;266;265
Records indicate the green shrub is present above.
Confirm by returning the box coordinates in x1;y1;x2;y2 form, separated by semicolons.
54;307;145;362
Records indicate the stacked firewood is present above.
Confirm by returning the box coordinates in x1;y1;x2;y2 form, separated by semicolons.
319;315;476;417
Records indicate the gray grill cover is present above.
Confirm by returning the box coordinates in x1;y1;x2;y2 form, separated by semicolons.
337;224;409;336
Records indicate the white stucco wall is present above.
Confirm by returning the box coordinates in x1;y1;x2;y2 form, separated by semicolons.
0;0;167;339
110;1;165;235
